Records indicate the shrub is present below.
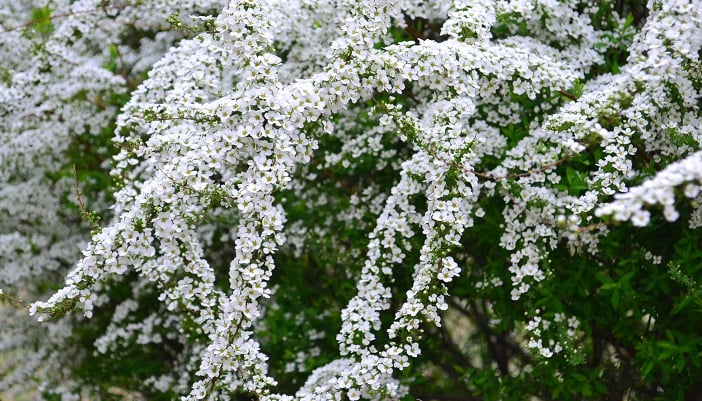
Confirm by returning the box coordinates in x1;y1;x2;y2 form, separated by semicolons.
1;0;701;400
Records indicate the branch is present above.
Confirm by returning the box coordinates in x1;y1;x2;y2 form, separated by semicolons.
0;290;29;311
471;157;571;181
310;156;357;196
1;4;132;34
556;89;579;101
110;42;137;91
449;297;532;368
73;165;101;232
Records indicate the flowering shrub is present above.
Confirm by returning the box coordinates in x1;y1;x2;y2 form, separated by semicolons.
1;0;702;400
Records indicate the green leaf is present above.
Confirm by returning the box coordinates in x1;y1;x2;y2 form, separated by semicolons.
642;360;656;378
30;6;54;36
596;272;614;286
671;296;692;315
565;166;588;194
611;289;620;308
623;12;635;29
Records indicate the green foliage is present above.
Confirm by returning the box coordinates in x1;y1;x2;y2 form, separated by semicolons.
4;1;702;400
29;6;54;37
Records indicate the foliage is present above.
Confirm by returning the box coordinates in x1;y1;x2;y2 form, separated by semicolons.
1;0;702;400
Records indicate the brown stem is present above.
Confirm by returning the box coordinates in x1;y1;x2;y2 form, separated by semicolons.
310;156;356;196
308;156;373;211
1;4;131;34
450;297;533;368
110;42;138;91
557;90;579;101
0;291;29;311
73;165;101;232
472;157;571;180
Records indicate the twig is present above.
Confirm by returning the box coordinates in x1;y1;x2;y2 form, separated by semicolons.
0;291;29;311
155;165;237;204
557;89;579;101
73;165;101;232
110;42;137;91
471;157;571;181
310;156;356;196
1;4;131;34
404;24;426;41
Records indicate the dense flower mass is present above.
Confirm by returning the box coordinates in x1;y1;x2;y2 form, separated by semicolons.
2;0;702;400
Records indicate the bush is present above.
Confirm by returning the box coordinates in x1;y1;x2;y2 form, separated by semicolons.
1;0;701;400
